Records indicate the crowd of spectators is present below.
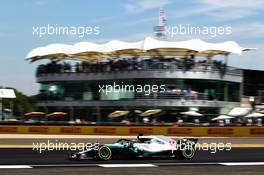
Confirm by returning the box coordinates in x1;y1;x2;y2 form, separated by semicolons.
136;87;220;101
36;57;227;76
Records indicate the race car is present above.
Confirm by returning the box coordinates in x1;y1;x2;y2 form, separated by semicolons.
69;135;198;161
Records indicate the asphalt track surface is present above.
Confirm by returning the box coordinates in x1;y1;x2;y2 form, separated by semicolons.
0;148;263;175
0;148;263;165
0;136;264;175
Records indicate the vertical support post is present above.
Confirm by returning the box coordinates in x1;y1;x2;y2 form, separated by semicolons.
96;106;101;122
0;98;2;120
10;100;14;118
224;53;229;65
224;82;229;101
240;70;244;104
69;106;74;121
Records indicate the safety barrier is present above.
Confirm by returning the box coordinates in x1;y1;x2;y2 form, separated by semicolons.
0;125;263;136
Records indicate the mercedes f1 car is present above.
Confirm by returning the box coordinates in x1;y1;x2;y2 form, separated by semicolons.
69;135;198;161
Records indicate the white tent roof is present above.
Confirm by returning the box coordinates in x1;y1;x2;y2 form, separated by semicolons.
180;111;204;117
108;110;130;118
228;107;251;116
26;44;71;59
140;109;162;117
244;112;264;118
211;115;234;121
104;40;143;52
70;42;104;54
26;37;253;62
0;89;16;98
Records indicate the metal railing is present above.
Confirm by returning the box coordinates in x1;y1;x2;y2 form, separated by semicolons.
36;63;242;77
37;92;227;102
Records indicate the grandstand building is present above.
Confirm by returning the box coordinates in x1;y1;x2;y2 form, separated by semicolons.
26;37;252;122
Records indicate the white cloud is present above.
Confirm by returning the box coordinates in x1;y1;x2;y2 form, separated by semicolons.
169;0;264;21
122;16;156;27
198;0;264;9
231;22;264;39
122;0;171;13
89;32;153;43
207;9;258;21
90;16;114;23
34;0;58;6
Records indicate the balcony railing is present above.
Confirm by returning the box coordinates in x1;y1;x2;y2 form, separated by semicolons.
36;61;242;77
134;92;209;100
37;91;237;102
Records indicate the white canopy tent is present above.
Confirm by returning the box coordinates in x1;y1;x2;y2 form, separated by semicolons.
26;37;254;62
0;89;16;120
228;107;251;116
0;89;16;99
244;113;264;118
26;44;71;61
140;109;162;117
211;115;234;121
180;111;204;117
108;110;130;118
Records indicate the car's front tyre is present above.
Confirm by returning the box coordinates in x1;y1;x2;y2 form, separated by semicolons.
97;146;112;161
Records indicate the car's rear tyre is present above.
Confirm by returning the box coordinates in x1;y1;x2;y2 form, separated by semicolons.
97;146;112;161
181;146;195;159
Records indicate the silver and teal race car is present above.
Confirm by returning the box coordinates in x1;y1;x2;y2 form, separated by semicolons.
69;135;198;161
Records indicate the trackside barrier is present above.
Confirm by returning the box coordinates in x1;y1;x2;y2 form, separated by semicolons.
0;125;263;136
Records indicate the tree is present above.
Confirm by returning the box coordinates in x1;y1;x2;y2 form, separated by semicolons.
1;87;36;117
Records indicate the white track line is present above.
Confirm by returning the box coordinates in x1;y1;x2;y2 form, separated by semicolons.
0;165;32;169
155;162;217;166
98;164;157;168
219;162;264;166
1;162;264;169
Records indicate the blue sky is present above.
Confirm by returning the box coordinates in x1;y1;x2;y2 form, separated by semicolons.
0;0;263;95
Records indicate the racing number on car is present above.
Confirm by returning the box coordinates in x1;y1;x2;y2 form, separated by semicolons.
169;140;176;147
169;140;176;154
